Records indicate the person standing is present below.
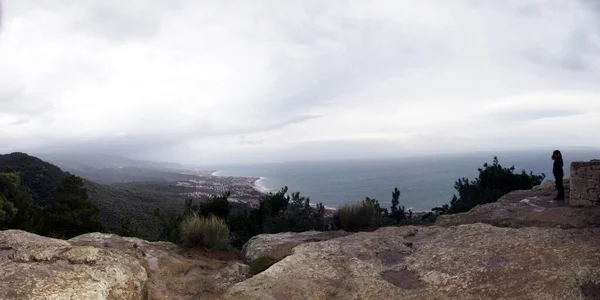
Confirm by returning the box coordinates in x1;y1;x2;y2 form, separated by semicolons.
552;150;565;200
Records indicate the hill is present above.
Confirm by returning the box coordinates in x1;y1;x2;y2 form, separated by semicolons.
0;152;192;239
85;180;190;239
0;152;66;205
34;152;184;170
34;152;203;184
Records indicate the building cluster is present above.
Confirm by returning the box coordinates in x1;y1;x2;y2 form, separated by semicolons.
175;175;264;206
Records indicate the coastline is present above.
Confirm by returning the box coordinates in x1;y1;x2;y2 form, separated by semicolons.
205;170;432;213
249;176;337;210
252;177;272;194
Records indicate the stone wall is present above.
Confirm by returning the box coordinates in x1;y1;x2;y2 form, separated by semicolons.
569;160;600;207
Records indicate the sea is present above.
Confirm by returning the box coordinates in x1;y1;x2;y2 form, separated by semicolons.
208;149;600;211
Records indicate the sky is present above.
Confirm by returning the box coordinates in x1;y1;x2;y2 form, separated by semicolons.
0;0;599;164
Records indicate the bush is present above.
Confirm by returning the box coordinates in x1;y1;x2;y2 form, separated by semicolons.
115;217;141;237
433;157;545;214
181;213;230;249
336;198;381;232
184;192;232;220
228;211;260;249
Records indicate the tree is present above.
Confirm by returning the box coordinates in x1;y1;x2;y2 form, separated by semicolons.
115;217;141;237
199;191;232;220
433;157;545;214
183;191;232;220
257;187;290;233
0;172;38;231
41;173;103;238
390;187;406;222
154;208;183;244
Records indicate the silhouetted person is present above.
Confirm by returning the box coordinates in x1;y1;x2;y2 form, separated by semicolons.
552;150;565;200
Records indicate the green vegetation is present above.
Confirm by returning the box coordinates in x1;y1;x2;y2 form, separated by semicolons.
0;173;22;229
336;198;381;232
181;213;230;249
115;217;141;238
184;192;232;220
433;157;545;214
390;187;406;222
39;173;103;238
227;187;329;247
0;155;104;239
0;152;65;205
86;180;189;240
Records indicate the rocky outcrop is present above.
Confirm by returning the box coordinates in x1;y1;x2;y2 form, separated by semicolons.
570;160;600;207
242;230;352;265
0;230;147;300
70;233;250;300
222;223;600;300
0;230;250;300
435;179;600;228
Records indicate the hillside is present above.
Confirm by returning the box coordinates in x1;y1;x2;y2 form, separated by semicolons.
0;152;192;239
35;152;184;170
36;152;203;184
0;152;66;205
84;180;190;239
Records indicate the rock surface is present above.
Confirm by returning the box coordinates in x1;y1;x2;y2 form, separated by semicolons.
435;179;600;228
242;230;352;265
70;233;250;300
222;223;600;300
570;160;600;207
0;230;147;300
0;230;250;300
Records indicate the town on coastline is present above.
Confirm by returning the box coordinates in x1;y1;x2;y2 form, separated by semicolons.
175;172;265;208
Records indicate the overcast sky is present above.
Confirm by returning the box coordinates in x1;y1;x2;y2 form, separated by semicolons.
0;0;599;164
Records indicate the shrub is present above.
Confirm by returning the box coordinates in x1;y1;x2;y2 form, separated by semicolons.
115;217;141;237
181;213;230;249
433;157;545;214
184;192;232;220
336;198;381;232
227;211;260;249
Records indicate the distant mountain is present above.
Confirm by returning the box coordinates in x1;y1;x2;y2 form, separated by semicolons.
35;152;184;170
33;152;200;184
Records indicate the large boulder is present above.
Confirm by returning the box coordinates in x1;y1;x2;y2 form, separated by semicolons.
0;230;250;300
435;179;600;228
0;230;148;300
70;233;250;300
242;230;352;265
222;223;600;300
570;160;600;207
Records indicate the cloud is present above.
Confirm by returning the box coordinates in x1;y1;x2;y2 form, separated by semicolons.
491;109;583;122
0;0;599;164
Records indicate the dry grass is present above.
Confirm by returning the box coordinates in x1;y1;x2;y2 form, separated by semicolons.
180;213;230;249
336;201;380;232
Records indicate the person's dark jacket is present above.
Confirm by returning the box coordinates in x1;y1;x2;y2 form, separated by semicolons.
553;158;564;177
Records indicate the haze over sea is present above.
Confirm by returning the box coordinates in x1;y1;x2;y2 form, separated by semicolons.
208;149;600;211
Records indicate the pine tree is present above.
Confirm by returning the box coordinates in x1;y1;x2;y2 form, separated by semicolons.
390;187;405;222
42;173;103;238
